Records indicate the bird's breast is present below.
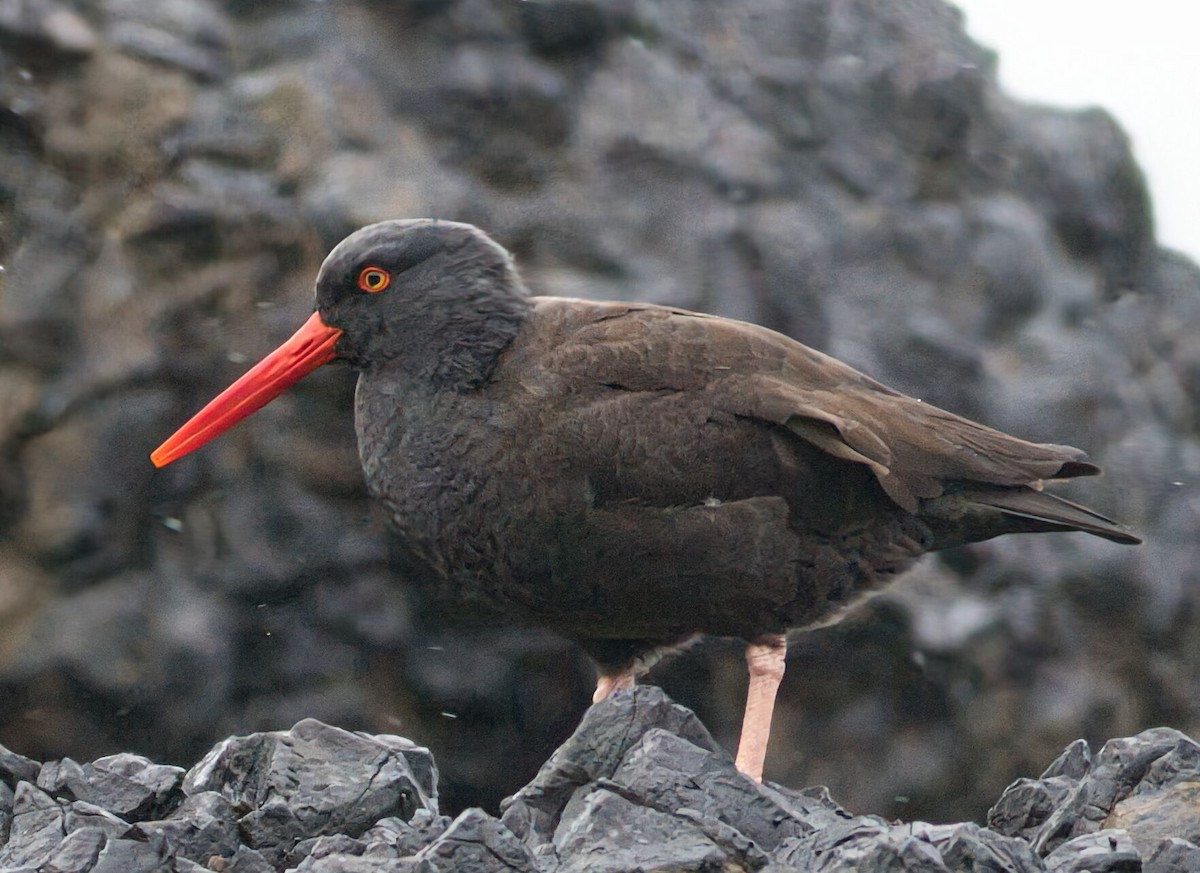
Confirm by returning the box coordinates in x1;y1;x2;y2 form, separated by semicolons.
352;374;579;585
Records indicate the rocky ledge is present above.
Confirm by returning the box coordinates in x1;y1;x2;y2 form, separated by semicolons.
1;686;1198;873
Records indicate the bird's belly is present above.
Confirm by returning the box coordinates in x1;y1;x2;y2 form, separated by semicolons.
382;475;932;651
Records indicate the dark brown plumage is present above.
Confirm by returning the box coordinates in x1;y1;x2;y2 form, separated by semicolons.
152;219;1139;781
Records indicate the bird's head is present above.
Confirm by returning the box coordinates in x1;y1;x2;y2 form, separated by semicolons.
315;219;524;367
150;219;527;468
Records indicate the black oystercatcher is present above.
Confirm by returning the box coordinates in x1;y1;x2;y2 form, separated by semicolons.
152;219;1139;782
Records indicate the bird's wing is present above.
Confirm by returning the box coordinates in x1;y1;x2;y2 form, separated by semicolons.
524;297;1098;514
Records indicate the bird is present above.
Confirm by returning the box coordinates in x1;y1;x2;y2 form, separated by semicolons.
151;218;1140;783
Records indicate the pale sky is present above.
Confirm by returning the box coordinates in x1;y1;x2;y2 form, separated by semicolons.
953;1;1200;264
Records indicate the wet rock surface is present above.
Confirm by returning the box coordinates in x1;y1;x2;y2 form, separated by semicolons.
1;0;1197;829
2;688;1200;872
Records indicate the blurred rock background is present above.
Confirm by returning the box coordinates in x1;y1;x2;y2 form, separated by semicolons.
0;0;1195;824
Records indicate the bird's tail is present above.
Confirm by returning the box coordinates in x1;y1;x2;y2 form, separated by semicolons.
973;489;1141;544
925;486;1142;548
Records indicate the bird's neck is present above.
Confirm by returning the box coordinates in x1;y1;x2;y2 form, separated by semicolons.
374;286;532;392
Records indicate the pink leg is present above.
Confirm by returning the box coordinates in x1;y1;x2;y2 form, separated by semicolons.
734;634;787;782
593;669;636;704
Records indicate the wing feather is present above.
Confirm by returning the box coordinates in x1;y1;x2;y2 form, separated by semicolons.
526;297;1102;515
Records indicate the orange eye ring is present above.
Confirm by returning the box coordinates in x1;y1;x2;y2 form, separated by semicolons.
357;267;391;293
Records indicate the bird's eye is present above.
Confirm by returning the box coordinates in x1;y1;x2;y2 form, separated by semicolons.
357;267;391;293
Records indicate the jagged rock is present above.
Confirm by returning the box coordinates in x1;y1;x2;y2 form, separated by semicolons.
772;819;1046;872
554;788;744;873
0;746;40;789
0;781;129;870
1147;839;1200;873
499;690;779;870
206;845;277;873
1109;783;1200;858
1043;830;1141;873
500;685;728;844
36;753;183;821
503;687;1049;871
360;811;453;859
184;719;438;867
2;699;1200;871
129;791;242;866
31;827;176;873
988;727;1200;862
410;809;538;873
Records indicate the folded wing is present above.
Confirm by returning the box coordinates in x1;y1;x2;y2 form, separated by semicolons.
528;298;1139;545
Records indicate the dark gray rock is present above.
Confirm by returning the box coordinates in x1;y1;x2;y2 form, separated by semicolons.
36;753;183;821
0;781;128;870
554;788;738;873
987;728;1200;872
412;808;537;873
360;811;453;859
510;687;818;870
938;823;1046;873
504;685;1049;872
35;827;110;873
517;2;610;58
48;827;184;873
288;854;407;873
501;684;726;846
1146;838;1200;873
0;746;40;789
215;845;277;873
287;833;369;870
1043;830;1141;873
129;790;241;866
608;726;816;851
5;706;1200;871
184;718;438;866
1014;729;1200;855
1045;740;1096;781
769;818;1047;872
988;776;1077;845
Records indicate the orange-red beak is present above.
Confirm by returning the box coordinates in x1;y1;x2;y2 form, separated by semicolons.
151;311;343;468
